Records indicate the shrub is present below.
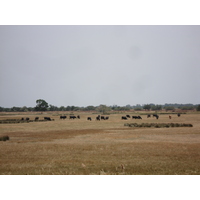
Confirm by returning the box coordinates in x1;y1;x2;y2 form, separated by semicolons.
0;136;9;141
171;123;175;127
196;105;200;111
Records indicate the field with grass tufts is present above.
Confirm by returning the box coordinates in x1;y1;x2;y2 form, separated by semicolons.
0;111;200;175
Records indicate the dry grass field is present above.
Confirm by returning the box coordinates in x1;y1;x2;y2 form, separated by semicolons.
0;111;200;175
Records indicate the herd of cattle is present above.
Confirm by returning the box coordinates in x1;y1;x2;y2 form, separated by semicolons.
121;113;181;120
121;114;159;120
20;117;53;121
18;113;181;122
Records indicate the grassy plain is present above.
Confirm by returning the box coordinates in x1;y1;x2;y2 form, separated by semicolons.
0;111;200;175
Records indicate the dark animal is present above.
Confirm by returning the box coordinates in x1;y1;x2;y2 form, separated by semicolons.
69;116;76;119
153;114;159;119
101;116;105;120
105;117;109;120
87;117;92;121
44;117;51;121
121;116;127;120
126;115;130;118
60;116;67;119
35;117;39;121
177;113;181;117
77;115;80;119
96;116;100;121
26;118;30;121
21;118;24;121
147;114;151;118
132;116;142;119
169;115;172;119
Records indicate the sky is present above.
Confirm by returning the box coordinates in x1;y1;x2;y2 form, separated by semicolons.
1;25;200;107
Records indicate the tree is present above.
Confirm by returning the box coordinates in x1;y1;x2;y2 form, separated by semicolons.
96;104;111;114
35;99;49;111
143;104;151;111
59;106;65;111
48;104;58;111
151;105;162;111
84;106;96;111
196;105;200;111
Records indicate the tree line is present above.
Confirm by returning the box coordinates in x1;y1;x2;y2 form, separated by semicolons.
0;99;200;112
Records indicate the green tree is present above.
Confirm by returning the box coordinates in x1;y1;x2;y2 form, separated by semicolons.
196;105;200;111
35;99;49;111
59;106;65;111
97;104;111;114
11;107;21;112
84;106;96;111
143;104;151;111
48;104;58;111
151;105;162;111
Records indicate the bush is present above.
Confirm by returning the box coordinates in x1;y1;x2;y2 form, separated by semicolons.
196;105;200;111
0;136;9;141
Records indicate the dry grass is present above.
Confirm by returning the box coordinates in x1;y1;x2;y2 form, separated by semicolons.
0;112;200;175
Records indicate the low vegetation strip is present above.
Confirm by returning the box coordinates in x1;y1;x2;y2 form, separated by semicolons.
124;123;193;128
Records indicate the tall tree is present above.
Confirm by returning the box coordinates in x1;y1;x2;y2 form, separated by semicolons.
97;104;111;114
143;104;151;111
35;99;49;111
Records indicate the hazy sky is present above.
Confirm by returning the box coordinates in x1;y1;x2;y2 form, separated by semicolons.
1;25;200;107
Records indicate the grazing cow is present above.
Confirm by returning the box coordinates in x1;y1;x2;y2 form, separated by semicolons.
26;117;30;121
177;113;181;117
35;117;39;121
126;115;130;118
96;116;100;121
87;117;92;121
169;115;172;119
101;116;105;120
60;116;67;119
121;116;127;120
77;115;80;119
132;116;142;119
44;117;51;121
21;118;24;121
153;114;159;119
69;116;76;119
147;114;151;118
105;116;109;120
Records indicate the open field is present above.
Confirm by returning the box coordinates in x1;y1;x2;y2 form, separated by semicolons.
0;111;200;175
